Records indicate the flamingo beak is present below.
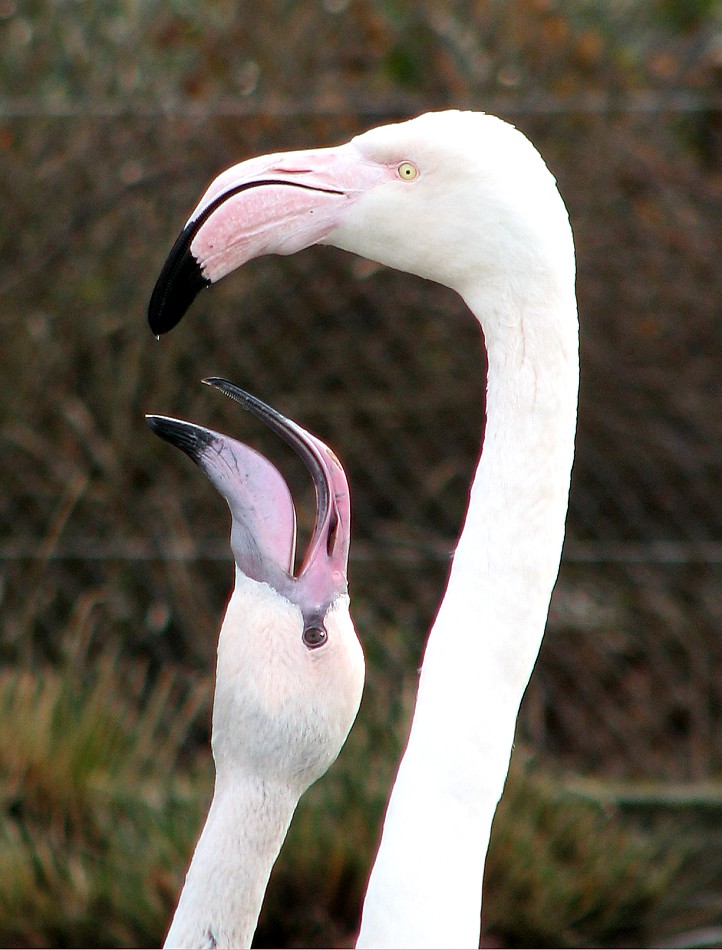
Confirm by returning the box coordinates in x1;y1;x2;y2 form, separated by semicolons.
146;381;351;616
145;413;298;584
203;378;351;613
148;142;393;336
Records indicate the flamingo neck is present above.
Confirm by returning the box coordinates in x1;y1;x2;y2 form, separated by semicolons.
357;283;579;948
164;772;298;949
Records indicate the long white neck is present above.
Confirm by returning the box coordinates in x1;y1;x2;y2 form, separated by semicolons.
164;582;304;950
164;771;298;949
357;274;578;947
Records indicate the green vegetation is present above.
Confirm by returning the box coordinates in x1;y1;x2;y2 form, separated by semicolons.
0;622;212;948
485;759;682;947
0;649;707;948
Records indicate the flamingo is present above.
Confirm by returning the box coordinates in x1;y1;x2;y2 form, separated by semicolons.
148;110;579;947
147;378;364;949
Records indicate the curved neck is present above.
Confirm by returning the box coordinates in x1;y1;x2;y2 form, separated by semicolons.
164;774;298;949
357;285;579;948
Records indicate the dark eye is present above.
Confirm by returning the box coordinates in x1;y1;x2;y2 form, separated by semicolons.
302;624;328;649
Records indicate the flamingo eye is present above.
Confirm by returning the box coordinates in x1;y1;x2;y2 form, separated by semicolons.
303;624;328;649
397;162;418;181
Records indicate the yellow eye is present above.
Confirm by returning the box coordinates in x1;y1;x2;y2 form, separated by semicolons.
397;161;418;181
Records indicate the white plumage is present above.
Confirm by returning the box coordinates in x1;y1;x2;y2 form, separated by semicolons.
150;110;579;948
147;383;364;948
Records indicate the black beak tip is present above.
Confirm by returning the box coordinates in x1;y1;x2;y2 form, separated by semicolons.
145;413;187;446
147;224;211;336
145;413;170;439
146;414;214;463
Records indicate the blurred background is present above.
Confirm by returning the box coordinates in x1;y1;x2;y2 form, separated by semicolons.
1;0;721;946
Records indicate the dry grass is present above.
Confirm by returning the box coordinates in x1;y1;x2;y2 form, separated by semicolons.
1;609;720;948
0;613;212;948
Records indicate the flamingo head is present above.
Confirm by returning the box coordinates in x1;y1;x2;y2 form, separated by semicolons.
147;379;363;788
148;110;574;337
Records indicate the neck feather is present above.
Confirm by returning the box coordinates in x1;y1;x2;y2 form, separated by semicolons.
357;281;579;948
164;775;298;949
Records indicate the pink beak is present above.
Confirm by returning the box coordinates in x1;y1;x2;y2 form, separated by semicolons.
146;380;351;622
148;142;393;336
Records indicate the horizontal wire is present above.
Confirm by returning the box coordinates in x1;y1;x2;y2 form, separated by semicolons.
1;539;721;565
0;91;718;119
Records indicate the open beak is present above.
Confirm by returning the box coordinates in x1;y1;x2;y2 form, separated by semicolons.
148;142;393;336
146;380;350;611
